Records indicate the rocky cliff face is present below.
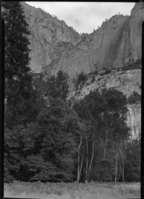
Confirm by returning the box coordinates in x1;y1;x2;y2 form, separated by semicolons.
73;69;141;98
22;2;143;78
127;104;141;139
22;2;81;74
21;2;142;139
71;69;141;139
57;2;143;79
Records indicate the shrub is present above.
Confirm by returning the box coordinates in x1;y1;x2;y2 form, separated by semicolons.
85;82;90;86
94;71;98;75
135;59;141;65
91;76;95;83
122;59;141;71
105;69;111;74
74;72;88;89
127;91;141;104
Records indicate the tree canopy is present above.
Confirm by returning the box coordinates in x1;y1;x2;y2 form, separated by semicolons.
46;70;69;101
2;1;38;128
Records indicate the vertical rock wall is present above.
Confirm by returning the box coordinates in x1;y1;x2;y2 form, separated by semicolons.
21;3;143;78
127;104;141;139
21;2;142;140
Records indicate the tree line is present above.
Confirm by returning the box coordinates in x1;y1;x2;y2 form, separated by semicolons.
3;1;140;183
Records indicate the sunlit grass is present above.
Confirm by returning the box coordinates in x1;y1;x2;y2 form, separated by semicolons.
4;181;140;199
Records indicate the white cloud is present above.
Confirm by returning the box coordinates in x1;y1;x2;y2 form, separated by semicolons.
26;2;135;33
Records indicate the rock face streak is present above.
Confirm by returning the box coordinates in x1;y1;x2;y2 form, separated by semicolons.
22;2;81;74
21;2;143;139
127;104;141;139
22;2;143;78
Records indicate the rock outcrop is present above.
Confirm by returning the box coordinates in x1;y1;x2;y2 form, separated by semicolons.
21;2;142;139
22;2;81;74
22;2;143;79
71;69;141;139
127;104;141;139
73;69;140;98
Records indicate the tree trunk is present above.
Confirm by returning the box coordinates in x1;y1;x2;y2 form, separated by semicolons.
103;135;107;160
122;140;126;182
79;157;84;181
103;142;106;160
114;152;118;183
85;137;89;182
103;121;108;160
87;133;95;182
122;159;124;182
77;134;82;183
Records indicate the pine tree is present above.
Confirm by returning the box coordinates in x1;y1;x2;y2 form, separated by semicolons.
2;1;37;127
46;70;69;101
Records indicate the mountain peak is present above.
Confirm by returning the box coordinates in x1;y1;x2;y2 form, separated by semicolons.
21;3;143;78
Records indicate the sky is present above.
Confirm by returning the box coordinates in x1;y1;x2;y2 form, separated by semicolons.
26;2;135;34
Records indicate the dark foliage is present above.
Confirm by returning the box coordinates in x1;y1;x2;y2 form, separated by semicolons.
2;1;38;128
124;139;141;182
33;77;48;96
93;71;98;75
74;72;88;90
122;59;141;71
91;75;95;83
127;91;141;104
4;99;79;182
104;69;111;74
46;70;69;101
74;88;131;182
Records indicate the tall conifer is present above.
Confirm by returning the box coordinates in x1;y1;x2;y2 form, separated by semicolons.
2;1;37;127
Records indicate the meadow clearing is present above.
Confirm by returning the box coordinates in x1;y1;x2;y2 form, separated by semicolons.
4;181;140;199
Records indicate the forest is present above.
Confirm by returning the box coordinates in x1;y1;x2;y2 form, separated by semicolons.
3;1;140;184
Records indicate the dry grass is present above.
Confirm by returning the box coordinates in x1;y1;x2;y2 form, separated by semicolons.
4;181;140;199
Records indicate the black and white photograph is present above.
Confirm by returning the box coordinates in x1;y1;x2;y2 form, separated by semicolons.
2;1;143;198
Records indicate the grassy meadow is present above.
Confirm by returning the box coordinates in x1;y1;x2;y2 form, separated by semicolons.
4;181;140;199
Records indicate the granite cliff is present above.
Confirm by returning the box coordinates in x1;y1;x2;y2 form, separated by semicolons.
21;2;142;139
22;2;143;79
71;69;141;139
22;2;81;74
